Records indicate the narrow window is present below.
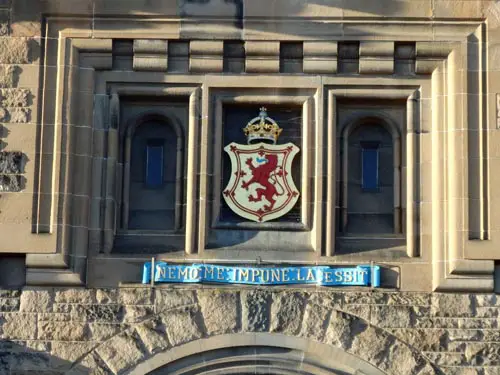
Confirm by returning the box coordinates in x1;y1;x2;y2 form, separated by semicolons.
361;142;379;191
146;140;164;188
338;42;360;74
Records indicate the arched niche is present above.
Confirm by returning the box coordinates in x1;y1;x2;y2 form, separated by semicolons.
340;114;402;235
121;112;185;231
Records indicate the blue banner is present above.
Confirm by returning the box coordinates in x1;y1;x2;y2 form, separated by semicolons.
142;262;380;287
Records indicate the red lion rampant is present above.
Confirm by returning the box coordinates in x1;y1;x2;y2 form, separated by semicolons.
241;154;283;211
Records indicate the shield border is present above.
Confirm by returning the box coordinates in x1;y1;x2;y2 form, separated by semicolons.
222;142;300;222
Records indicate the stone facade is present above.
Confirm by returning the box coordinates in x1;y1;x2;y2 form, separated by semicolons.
0;287;499;374
1;0;500;374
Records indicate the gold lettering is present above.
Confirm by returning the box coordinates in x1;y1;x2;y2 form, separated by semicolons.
324;271;333;283
261;269;270;282
168;267;176;279
238;269;249;281
306;269;315;282
335;270;343;282
157;265;166;279
178;268;188;279
271;269;280;283
205;267;215;278
190;267;200;280
296;269;305;281
217;267;225;280
251;269;260;282
281;269;290;282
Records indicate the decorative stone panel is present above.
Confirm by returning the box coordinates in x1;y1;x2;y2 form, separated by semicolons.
133;39;168;71
303;41;337;74
189;40;223;73
359;41;394;74
244;41;279;73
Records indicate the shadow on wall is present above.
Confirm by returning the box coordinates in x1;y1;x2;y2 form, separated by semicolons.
0;340;90;373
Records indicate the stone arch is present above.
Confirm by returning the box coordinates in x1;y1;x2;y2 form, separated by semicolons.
68;289;439;375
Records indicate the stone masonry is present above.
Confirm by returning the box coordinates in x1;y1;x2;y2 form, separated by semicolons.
0;287;499;374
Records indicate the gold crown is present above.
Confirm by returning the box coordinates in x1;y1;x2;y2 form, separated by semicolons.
243;107;283;145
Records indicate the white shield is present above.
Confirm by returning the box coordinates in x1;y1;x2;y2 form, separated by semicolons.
222;142;300;222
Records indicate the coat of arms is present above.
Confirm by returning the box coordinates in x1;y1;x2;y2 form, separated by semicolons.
223;108;300;222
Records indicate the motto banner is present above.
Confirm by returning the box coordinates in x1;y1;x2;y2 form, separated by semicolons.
142;262;381;287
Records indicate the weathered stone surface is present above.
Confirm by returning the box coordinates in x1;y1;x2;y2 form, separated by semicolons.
76;304;122;323
0;290;20;298
38;321;87;341
344;292;388;305
341;303;371;321
241;289;271;332
95;289;119;304
20;289;52;312
448;328;482;342
0;38;31;64
0;152;22;174
0;297;19;311
432;294;474;317
349;326;394;368
119;288;152;305
270;291;307;335
161;307;203;346
387;293;431;306
466;343;500;366
9;351;50;371
0;312;36;339
8;107;29;122
381;341;421;375
51;342;96;369
371;305;412;328
123;305;154;323
474;294;498;307
95;332;145;374
198;289;239;335
74;351;112;375
0;175;22;191
424;352;467;366
324;310;367;350
0;65;15;88
299;300;331;341
54;289;95;304
1;88;29;107
88;323;122;341
155;288;196;312
135;318;170;354
389;328;448;351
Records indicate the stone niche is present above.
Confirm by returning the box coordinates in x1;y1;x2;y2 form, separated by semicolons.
0;10;492;292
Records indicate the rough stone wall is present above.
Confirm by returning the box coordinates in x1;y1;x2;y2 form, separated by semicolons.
0;287;499;374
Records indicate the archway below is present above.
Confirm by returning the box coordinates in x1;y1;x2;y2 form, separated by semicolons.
128;333;387;375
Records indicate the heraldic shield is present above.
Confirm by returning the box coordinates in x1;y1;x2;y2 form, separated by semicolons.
222;108;300;222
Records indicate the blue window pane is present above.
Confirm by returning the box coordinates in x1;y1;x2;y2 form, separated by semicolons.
146;144;163;187
362;147;379;190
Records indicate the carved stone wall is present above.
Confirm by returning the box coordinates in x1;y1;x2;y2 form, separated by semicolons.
0;287;499;375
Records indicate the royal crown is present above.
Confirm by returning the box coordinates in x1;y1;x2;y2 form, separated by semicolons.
243;107;283;145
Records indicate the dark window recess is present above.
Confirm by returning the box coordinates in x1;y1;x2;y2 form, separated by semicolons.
112;39;133;70
223;41;245;73
146;141;164;188
280;42;303;73
338;42;360;74
394;42;416;75
361;142;379;191
168;41;190;73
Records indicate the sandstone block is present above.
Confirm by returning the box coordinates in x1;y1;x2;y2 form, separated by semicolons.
88;323;121;341
123;305;154;323
0;312;36;339
371;305;412;328
299;301;331;341
96;332;145;374
270;291;307;335
241;289;271;332
79;304;122;322
387;293;431;306
161;307;203;346
20;288;53;312
1;88;30;107
38;321;87;341
0;65;15;88
0;290;20;298
0;297;19;312
389;328;448;351
349;327;393;369
324;310;367;350
155;288;196;312
431;294;474;317
198;289;239;335
51;342;97;368
0;38;31;64
9;352;50;372
135;318;170;354
380;341;421;375
119;288;152;305
95;289;119;304
54;288;95;304
344;292;388;305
